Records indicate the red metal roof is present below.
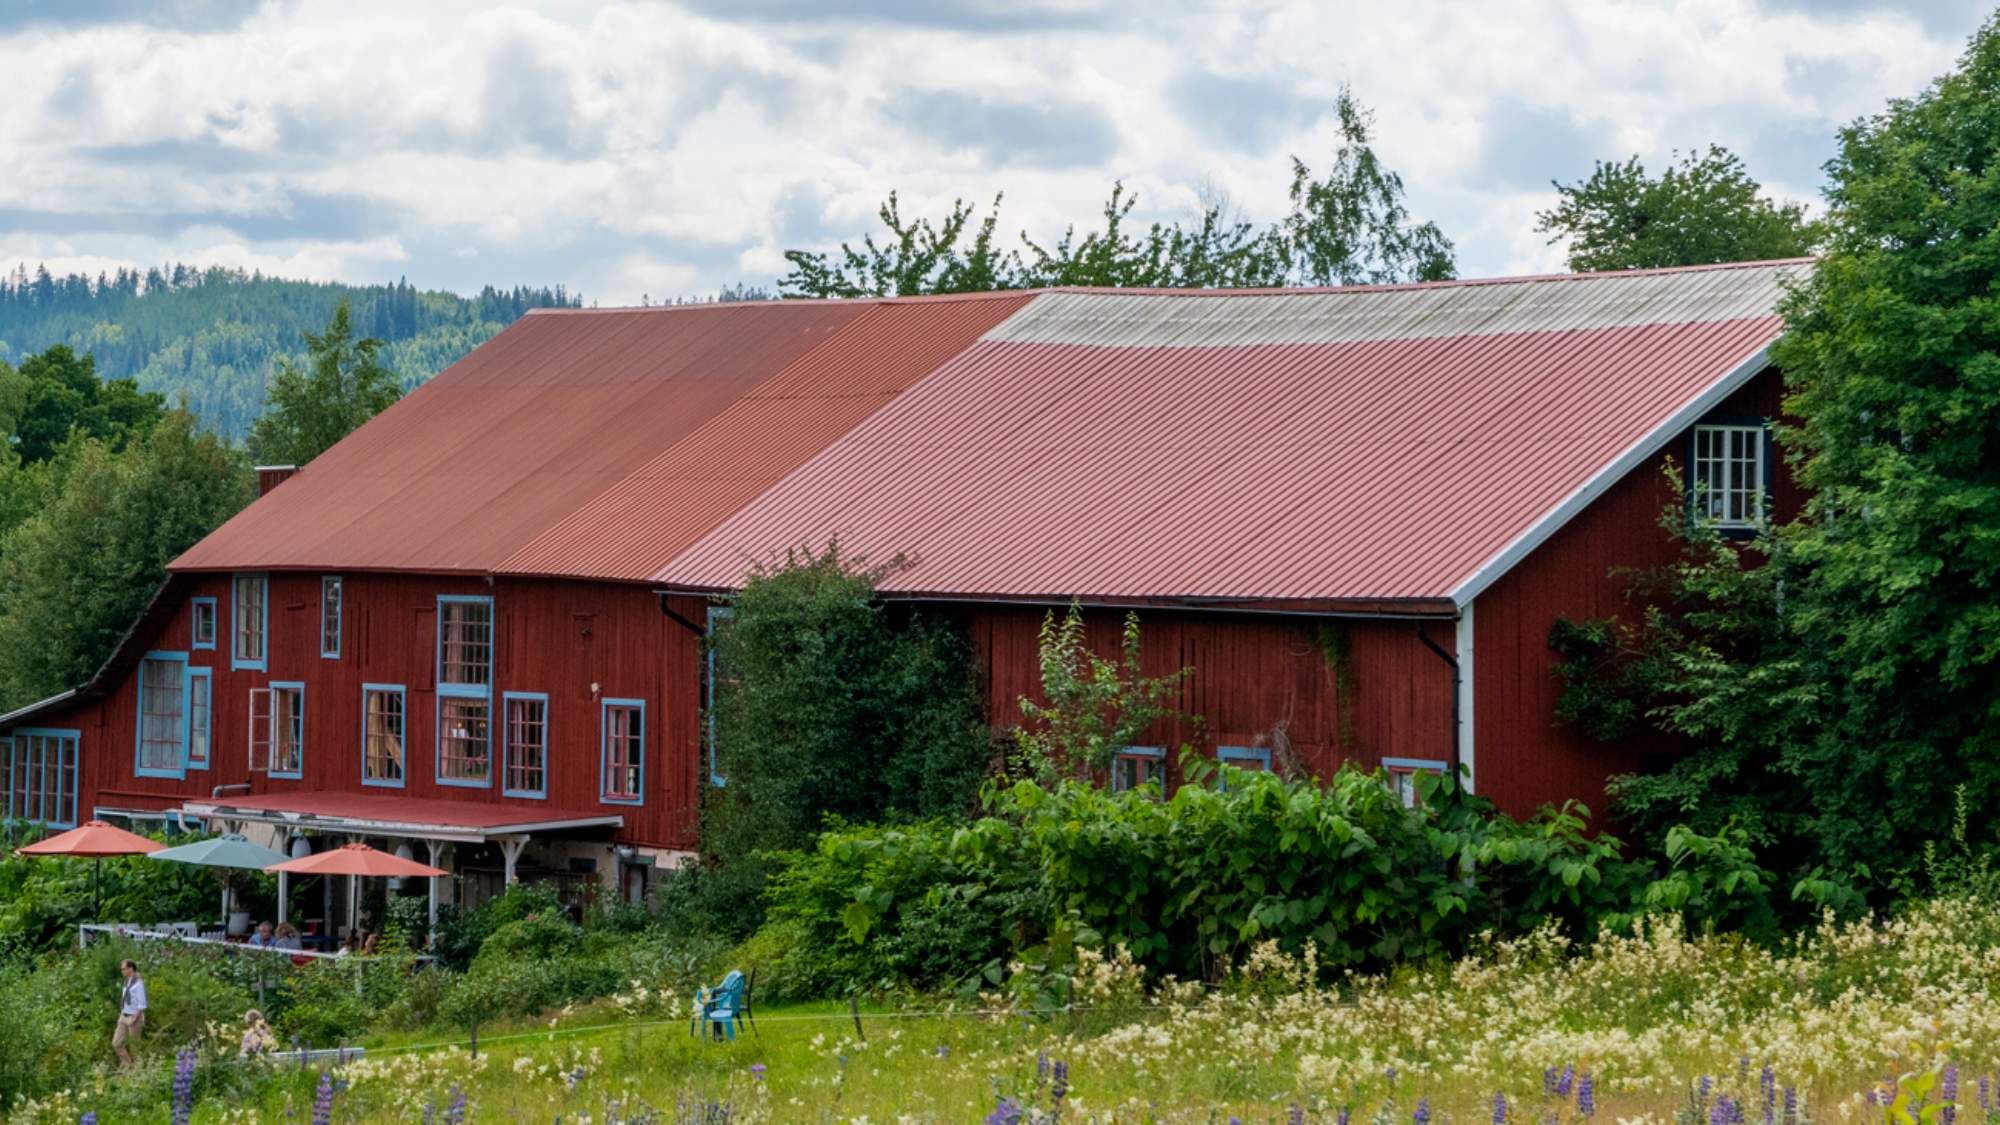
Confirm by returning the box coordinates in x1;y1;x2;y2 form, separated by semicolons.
657;261;1803;605
171;301;871;574
180;791;618;832
498;294;1032;580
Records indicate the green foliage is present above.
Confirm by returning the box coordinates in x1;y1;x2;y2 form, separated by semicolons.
0;828;228;951
1588;19;2000;899
1012;602;1186;782
426;883;566;972
701;542;992;935
0;410;251;708
1536;145;1823;271
1547;616;1643;742
780;90;1452;297
1637;823;1781;943
8;344;163;464
0;265;577;441
247;301;401;466
760;765;1731;994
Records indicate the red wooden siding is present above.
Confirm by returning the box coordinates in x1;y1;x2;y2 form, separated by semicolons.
1471;366;1798;820
63;573;705;850
967;605;1452;783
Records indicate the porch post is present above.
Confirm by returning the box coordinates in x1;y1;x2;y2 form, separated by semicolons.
277;870;288;924
424;840;449;937
497;835;528;886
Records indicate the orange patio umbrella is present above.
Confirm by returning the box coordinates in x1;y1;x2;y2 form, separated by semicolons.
266;843;447;943
16;819;166;915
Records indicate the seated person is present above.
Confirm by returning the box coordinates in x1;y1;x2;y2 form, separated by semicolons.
247;921;276;948
272;923;303;952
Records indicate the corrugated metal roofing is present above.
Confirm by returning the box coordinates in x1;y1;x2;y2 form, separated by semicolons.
498;294;1032;580
173;301;873;574
657;260;1805;604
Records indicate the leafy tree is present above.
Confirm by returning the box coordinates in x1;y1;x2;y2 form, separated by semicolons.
9;345;163;464
779;90;1451;297
1281;90;1456;285
1589;18;2000;896
0;411;251;707
1536;145;1823;272
699;543;991;931
248;301;401;466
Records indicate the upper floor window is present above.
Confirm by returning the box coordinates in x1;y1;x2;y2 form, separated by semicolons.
363;684;406;787
438;597;493;688
232;573;267;671
268;683;304;778
6;730;79;828
504;694;549;798
136;652;188;778
321;576;343;659
1112;745;1165;795
191;598;217;650
439;698;491;785
187;668;212;770
601;699;644;804
1691;423;1767;530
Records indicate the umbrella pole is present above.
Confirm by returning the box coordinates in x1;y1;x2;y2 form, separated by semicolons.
93;857;101;919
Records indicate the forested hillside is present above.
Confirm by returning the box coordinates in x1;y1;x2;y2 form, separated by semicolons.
0;264;578;441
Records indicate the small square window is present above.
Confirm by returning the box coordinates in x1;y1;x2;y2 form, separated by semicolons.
1112;746;1165;794
1382;759;1446;809
191;599;217;650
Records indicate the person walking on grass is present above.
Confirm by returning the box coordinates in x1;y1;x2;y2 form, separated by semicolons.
112;959;147;1068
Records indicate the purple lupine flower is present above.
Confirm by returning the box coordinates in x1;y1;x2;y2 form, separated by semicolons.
983;1097;1023;1125
1711;1097;1731;1125
422;1104;436;1125
1493;1091;1509;1124
1866;1089;1881;1108
1699;1076;1714;1103
1730;1095;1747;1125
1036;1050;1051;1084
1338;1108;1351;1125
1290;1105;1307;1125
1051;1060;1069;1106
1230;1119;1243;1125
171;1048;197;1125
1579;1072;1596;1118
81;1114;98;1125
1414;1098;1431;1125
1557;1065;1576;1098
935;1045;950;1058
1979;1075;1991;1115
446;1085;467;1125
750;1063;767;1080
1943;1065;1960;1125
311;1071;334;1125
1739;1057;1752;1084
1545;1068;1561;1097
1761;1064;1776;1122
1783;1087;1798;1125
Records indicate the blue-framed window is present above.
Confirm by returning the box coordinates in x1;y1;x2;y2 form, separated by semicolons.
231;573;268;671
704;606;732;786
436;596;494;787
136;650;190;779
186;667;212;771
191;598;217;651
1383;757;1447;809
1689;420;1772;535
320;576;343;659
1112;745;1165;794
1215;745;1271;791
600;698;645;805
503;692;549;799
362;684;406;788
7;729;80;828
267;682;305;779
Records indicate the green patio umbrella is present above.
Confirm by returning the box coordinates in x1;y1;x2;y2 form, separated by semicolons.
148;833;290;930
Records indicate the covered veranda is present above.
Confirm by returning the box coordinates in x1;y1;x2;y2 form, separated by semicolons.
173;792;624;940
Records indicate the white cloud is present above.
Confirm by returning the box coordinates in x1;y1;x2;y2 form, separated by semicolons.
0;0;1985;303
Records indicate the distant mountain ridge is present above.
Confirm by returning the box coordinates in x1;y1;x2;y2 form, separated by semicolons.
0;263;580;441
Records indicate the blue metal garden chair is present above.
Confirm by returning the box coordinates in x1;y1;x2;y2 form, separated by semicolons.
691;969;749;1041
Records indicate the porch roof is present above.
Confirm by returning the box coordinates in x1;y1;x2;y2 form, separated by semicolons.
177;792;623;844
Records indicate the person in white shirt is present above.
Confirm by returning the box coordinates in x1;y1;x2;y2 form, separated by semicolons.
113;959;147;1067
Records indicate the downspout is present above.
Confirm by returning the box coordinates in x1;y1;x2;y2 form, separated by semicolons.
1415;624;1461;784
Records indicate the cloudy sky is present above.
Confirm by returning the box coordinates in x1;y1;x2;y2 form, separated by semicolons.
0;0;1989;305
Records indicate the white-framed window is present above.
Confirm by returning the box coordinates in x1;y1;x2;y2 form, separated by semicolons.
321;576;343;659
1383;758;1447;809
1691;423;1767;530
439;697;491;784
362;684;405;787
504;694;549;798
136;652;189;778
232;573;267;670
269;683;304;778
187;667;212;770
1112;745;1166;794
601;699;644;804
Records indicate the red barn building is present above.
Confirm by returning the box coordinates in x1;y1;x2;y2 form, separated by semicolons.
0;260;1802;930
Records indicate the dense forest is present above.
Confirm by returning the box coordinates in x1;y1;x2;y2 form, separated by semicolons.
0;265;578;441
